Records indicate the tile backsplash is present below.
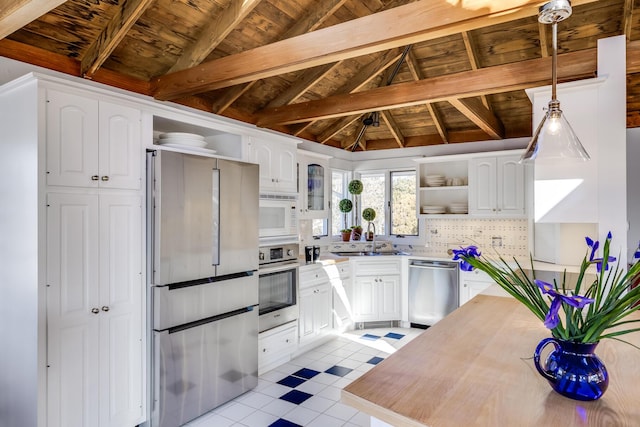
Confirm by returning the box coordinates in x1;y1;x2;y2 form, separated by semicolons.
299;218;530;259
418;217;530;259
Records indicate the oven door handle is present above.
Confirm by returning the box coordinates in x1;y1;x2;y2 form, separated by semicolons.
258;262;300;275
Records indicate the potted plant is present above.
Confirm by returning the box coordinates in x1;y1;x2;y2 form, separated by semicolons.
351;225;363;241
348;179;363;227
362;207;376;241
339;198;353;241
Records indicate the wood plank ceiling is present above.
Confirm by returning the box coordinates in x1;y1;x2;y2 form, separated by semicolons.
1;0;639;151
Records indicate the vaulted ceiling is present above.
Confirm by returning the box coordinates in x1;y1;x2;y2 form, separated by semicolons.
2;0;639;151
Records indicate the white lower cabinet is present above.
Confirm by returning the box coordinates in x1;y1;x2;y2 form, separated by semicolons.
352;259;401;322
299;266;332;346
46;192;143;427
329;263;352;331
258;321;298;374
459;269;495;305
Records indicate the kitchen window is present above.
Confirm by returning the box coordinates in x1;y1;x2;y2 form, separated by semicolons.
331;169;353;235
358;169;418;237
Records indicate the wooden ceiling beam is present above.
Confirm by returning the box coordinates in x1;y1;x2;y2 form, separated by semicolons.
426;103;448;144
256;48;598;126
168;0;262;73
449;97;505;139
318;114;363;143
0;0;66;39
0;39;151;94
213;0;343;114
152;0;598;101
287;48;403;138
406;49;448;143
280;0;348;39
266;62;342;109
538;22;550;57
625;39;640;73
380;111;405;147
624;0;634;41
81;0;154;78
460;31;490;109
211;82;257;114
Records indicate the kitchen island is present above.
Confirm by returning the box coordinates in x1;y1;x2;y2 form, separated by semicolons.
342;294;640;427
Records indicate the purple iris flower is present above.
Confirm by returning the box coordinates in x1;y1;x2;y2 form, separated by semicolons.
585;233;616;272
535;280;594;329
585;236;599;261
634;242;640;259
452;245;481;272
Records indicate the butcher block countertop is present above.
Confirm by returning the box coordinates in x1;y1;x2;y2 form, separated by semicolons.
342;295;640;427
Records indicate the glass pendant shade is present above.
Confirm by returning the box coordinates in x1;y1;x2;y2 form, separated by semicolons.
521;100;590;162
520;0;589;163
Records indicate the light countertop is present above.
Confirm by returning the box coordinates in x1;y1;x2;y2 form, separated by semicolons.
341;295;640;427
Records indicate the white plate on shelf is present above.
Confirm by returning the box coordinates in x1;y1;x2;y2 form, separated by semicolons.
157;137;207;147
157;143;216;154
158;132;204;140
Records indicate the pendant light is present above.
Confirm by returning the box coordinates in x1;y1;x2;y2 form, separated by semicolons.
520;0;590;163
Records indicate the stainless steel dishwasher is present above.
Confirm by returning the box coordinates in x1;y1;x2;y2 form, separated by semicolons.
408;259;459;327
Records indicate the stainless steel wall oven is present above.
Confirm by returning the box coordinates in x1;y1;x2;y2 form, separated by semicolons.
258;243;299;332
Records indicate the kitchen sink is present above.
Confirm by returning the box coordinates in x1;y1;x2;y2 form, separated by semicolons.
331;251;408;256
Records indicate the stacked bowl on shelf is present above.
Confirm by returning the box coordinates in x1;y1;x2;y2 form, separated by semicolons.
425;174;445;187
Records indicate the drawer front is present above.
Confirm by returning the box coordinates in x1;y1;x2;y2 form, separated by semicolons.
260;323;297;356
299;266;328;288
354;259;401;276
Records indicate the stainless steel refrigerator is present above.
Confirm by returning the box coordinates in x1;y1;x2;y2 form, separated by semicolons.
147;150;259;427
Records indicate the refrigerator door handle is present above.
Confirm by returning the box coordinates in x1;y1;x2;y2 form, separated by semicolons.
212;167;220;266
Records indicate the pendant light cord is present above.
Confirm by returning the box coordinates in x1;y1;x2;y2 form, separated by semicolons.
551;20;558;102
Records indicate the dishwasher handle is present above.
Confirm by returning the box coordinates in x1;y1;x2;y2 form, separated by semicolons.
409;260;458;270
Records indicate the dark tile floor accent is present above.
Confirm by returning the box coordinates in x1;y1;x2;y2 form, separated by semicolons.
367;356;385;365
279;389;313;405
292;367;321;379
384;332;405;340
324;365;353;377
277;375;307;388
269;419;302;427
360;333;381;340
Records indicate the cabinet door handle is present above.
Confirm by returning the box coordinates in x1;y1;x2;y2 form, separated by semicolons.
91;307;100;314
91;175;99;181
101;306;110;312
101;176;109;181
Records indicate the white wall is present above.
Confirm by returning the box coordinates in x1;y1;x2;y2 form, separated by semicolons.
628;128;640;259
0;78;44;426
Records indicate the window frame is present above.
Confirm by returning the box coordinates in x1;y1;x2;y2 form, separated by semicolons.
354;168;423;245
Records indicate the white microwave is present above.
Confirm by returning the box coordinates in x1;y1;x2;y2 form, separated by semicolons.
258;195;298;240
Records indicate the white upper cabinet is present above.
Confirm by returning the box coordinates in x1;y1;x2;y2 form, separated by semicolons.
298;150;331;219
469;155;525;216
46;89;141;189
248;137;297;193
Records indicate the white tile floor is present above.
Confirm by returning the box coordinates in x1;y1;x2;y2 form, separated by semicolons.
184;327;424;427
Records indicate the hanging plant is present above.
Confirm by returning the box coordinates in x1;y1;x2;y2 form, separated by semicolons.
348;179;363;195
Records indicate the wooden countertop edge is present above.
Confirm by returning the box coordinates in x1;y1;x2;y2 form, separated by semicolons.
341;389;427;427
